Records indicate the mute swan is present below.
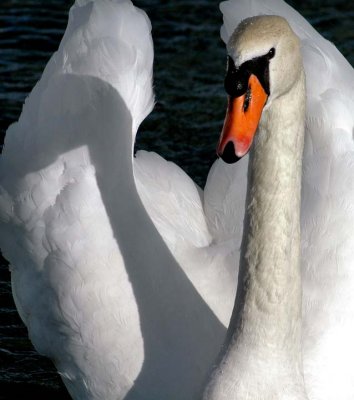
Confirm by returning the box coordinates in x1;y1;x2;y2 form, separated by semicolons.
204;5;354;400
205;15;308;399
0;1;353;400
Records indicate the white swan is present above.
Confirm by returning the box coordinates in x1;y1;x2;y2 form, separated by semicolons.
204;4;354;400
205;15;308;400
0;1;353;400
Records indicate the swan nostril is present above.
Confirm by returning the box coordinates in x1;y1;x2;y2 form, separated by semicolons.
243;86;251;112
219;141;241;164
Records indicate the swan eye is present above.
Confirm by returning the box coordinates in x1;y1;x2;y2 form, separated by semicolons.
268;48;275;59
225;56;248;97
224;50;273;98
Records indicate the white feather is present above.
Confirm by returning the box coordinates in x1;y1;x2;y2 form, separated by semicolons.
0;1;236;399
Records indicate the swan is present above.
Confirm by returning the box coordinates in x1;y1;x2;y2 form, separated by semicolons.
0;1;353;400
205;15;308;400
204;6;354;400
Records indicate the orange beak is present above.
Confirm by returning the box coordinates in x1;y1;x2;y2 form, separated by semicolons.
217;74;268;162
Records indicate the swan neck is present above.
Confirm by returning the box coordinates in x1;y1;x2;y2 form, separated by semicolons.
233;73;306;344
204;70;308;399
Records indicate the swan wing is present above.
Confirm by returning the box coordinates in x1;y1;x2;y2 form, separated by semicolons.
0;1;233;398
0;1;155;398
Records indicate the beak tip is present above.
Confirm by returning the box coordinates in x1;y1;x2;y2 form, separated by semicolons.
218;141;242;164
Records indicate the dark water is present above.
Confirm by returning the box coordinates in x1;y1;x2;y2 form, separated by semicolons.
0;0;353;398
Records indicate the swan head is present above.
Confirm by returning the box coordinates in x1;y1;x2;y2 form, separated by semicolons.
217;15;302;163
